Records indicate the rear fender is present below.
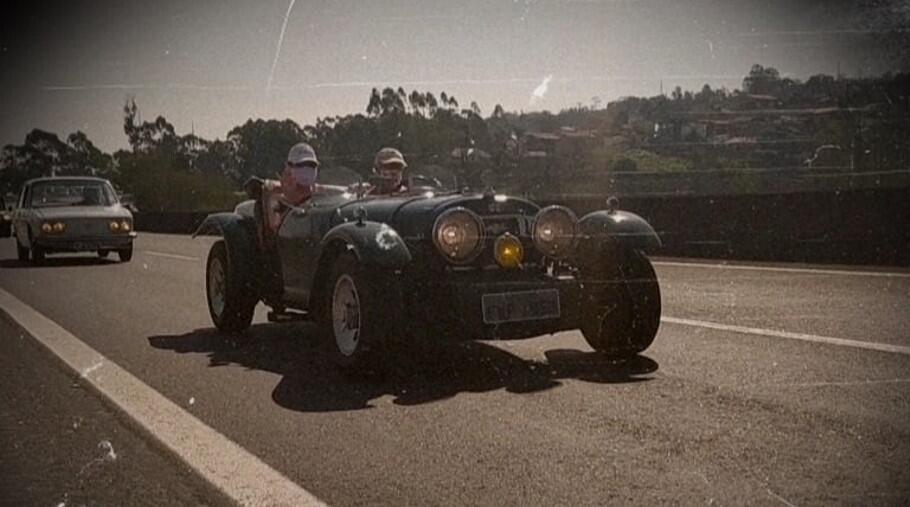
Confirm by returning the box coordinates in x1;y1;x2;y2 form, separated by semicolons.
193;212;261;292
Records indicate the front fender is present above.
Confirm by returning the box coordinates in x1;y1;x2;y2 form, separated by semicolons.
320;220;412;269
578;210;662;253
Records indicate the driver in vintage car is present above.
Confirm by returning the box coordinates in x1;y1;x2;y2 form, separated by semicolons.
249;142;321;243
366;147;409;196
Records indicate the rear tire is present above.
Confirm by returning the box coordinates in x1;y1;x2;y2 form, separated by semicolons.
322;252;397;372
581;249;661;359
118;245;133;262
206;240;257;334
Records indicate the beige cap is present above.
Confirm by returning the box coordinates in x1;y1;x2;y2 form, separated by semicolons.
374;147;407;169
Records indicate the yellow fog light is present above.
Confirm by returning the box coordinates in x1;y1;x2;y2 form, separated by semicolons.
120;220;131;232
494;233;524;269
41;222;53;233
109;221;121;232
53;222;66;233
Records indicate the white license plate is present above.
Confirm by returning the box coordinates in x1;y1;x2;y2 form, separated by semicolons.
482;289;560;324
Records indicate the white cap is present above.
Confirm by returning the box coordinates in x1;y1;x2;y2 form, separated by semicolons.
287;142;319;166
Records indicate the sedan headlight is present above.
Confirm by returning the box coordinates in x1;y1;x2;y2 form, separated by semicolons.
109;220;121;232
41;222;53;234
532;206;578;259
120;220;132;232
432;207;484;264
52;222;66;233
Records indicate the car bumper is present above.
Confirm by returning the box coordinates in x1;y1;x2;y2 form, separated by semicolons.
405;270;585;340
34;232;136;252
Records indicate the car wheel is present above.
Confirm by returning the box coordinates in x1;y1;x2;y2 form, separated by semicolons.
117;245;133;262
323;252;394;371
16;237;29;262
30;245;46;263
206;239;257;334
581;249;661;359
98;249;110;259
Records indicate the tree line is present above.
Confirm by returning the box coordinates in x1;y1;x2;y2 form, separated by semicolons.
2;64;908;209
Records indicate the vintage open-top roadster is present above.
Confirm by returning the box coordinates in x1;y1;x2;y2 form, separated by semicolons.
196;181;662;370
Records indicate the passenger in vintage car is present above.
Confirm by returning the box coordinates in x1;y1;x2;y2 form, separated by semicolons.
367;147;409;196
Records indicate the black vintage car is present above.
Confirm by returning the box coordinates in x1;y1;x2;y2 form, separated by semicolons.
196;181;662;370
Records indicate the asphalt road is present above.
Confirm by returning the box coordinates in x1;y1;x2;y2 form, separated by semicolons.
1;233;909;506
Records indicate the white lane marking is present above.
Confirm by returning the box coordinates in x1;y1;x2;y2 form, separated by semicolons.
653;260;910;279
0;288;326;507
775;378;910;388
662;316;910;356
143;251;199;261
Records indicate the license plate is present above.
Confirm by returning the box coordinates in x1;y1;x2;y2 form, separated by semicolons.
482;289;560;324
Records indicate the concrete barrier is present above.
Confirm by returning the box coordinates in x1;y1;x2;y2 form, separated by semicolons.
551;188;910;266
133;211;213;235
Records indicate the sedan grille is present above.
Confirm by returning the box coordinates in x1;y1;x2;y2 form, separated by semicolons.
63;218;114;236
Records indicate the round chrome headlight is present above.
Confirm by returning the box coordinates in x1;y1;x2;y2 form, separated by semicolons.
533;205;578;259
432;207;484;264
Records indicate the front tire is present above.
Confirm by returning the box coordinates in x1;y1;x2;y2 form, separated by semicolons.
206;240;257;334
581;249;661;359
118;245;133;262
16;237;29;261
30;245;45;263
322;253;396;371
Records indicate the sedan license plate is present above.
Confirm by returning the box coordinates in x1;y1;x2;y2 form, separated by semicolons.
482;289;560;324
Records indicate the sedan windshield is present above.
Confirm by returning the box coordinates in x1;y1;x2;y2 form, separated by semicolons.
29;181;117;208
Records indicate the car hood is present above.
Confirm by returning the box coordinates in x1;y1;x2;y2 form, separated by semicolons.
332;192;539;239
32;205;132;220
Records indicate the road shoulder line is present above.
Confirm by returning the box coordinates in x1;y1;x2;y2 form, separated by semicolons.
662;316;910;356
0;287;325;507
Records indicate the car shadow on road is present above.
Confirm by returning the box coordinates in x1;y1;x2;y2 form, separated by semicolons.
0;257;116;268
148;323;658;413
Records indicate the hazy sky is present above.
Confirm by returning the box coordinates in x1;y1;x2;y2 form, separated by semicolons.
2;0;908;152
